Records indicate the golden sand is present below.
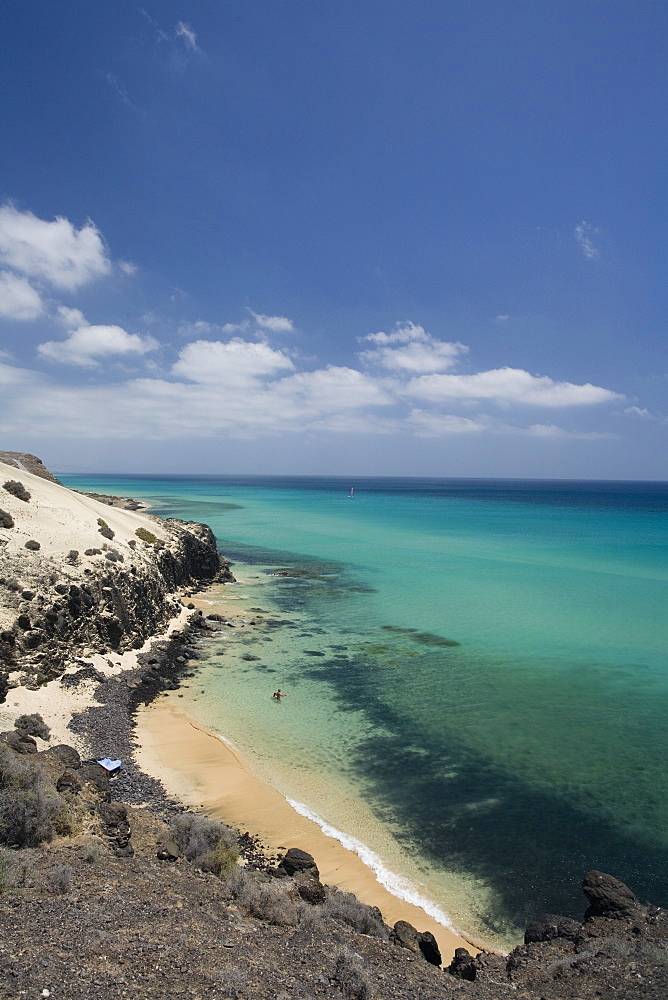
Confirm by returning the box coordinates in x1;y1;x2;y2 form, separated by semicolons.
135;696;481;963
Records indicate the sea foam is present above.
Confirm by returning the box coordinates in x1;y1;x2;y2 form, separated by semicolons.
286;796;458;932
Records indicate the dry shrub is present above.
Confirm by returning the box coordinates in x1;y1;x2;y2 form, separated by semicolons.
45;863;74;894
0;849;36;890
224;869;301;926
3;481;30;502
321;889;389;939
15;713;50;741
333;947;372;1000
169;812;239;874
81;837;104;863
0;745;70;847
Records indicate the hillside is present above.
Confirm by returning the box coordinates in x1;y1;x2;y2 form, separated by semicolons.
0;454;666;999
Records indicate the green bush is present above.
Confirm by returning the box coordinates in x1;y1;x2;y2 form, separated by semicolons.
200;840;239;878
135;527;158;544
24;540;40;551
0;509;14;529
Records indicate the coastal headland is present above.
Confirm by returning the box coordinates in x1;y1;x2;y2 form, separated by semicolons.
0;454;665;999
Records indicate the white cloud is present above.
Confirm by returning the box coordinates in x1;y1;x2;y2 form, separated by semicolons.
525;423;616;440
38;324;159;367
405;367;622;407
0;205;111;290
56;305;87;328
118;260;138;276
408;409;489;437
624;405;652;419
274;366;393;413
0;311;628;446
175;21;200;52
0;270;43;320
359;321;467;373
575;220;600;260
248;310;295;334
0;361;40;386
172;338;294;384
222;320;250;334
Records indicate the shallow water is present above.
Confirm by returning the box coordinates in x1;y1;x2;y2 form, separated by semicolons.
61;473;668;948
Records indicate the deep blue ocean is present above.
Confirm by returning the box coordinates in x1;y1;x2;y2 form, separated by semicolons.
60;474;668;948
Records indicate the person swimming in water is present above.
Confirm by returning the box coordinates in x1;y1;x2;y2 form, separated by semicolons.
273;689;285;700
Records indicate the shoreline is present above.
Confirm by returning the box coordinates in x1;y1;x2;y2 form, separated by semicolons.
0;462;489;962
133;583;492;960
135;694;487;960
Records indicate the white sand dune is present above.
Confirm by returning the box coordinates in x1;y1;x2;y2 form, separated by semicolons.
0;459;167;559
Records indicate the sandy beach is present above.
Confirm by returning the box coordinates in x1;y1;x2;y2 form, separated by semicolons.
0;459;482;962
136;690;484;961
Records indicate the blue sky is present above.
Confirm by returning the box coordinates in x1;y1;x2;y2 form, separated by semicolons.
0;0;665;478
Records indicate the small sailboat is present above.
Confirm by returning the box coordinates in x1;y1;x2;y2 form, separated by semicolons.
348;487;355;498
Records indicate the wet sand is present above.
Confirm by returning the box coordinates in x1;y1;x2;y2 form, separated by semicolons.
135;695;484;963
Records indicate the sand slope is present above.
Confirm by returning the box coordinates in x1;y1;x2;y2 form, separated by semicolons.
0;460;167;559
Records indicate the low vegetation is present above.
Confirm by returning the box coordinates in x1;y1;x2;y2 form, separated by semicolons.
135;526;158;544
3;480;31;502
0;509;14;528
0;744;76;847
97;518;115;540
14;713;50;741
168;813;239;877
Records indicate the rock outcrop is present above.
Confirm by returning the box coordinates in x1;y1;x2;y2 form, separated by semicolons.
0;459;233;693
0;451;61;483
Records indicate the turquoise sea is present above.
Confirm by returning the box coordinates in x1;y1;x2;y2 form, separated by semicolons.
60;474;668;949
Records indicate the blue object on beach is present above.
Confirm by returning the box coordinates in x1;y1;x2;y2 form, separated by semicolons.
96;758;122;773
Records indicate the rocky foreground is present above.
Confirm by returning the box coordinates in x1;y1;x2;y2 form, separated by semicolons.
0;454;666;998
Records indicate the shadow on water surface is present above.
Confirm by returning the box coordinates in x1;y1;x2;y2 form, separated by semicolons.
300;651;668;941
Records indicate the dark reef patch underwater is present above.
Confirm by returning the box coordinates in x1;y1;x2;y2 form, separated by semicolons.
59;473;668;946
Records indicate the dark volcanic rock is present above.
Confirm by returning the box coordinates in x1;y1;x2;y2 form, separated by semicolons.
0;730;38;753
448;947;477;981
417;930;442;966
276;847;320;880
56;768;82;793
79;763;112;798
294;873;327;905
393;920;420;953
47;743;81;769
98;801;133;855
157;839;181;861
582;869;640;919
524;912;582;943
0;451;61;483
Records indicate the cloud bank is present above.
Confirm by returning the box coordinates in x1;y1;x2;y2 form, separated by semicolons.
0;206;630;449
